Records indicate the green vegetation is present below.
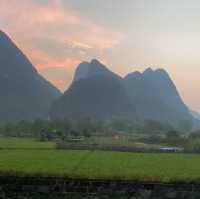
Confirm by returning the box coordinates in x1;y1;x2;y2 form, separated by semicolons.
0;149;200;183
0;120;200;184
0;118;185;139
0;137;55;149
1;120;200;152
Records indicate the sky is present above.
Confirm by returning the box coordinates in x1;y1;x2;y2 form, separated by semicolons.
0;0;200;111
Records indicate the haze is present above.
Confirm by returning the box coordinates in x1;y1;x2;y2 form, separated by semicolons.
0;0;200;111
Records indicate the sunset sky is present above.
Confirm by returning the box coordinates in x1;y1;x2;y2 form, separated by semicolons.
0;0;200;111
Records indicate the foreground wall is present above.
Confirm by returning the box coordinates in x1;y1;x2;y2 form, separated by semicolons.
0;176;200;199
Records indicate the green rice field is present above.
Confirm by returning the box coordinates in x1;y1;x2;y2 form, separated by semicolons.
0;137;200;183
0;137;55;149
0;148;200;183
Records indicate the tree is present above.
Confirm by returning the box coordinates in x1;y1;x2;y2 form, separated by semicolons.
143;120;165;134
31;119;47;137
178;119;193;133
189;130;200;139
166;130;180;139
83;128;91;138
70;130;80;137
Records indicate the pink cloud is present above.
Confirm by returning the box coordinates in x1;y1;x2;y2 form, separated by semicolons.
0;0;123;90
39;66;73;92
0;0;123;51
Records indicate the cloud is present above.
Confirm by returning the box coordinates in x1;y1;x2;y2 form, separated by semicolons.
0;0;123;62
39;66;72;91
37;57;80;91
0;0;123;90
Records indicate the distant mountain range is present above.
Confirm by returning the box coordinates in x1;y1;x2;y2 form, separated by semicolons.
0;30;196;127
0;30;61;122
50;59;193;126
50;59;137;120
124;68;191;125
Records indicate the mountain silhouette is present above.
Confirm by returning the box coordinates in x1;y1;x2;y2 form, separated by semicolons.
51;60;193;126
124;67;192;125
0;30;194;126
50;59;137;120
0;30;61;121
73;59;112;82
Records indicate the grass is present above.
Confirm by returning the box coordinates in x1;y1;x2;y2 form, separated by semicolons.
0;137;55;149
0;149;200;183
0;137;200;183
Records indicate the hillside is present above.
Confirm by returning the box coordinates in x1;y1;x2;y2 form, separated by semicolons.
51;59;193;127
50;59;137;120
124;68;192;125
0;29;194;126
0;31;61;121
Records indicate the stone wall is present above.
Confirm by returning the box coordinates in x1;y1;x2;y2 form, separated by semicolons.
0;176;200;199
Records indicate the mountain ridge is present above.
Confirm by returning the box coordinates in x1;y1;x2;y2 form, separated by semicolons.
73;59;121;83
124;67;191;125
50;59;137;120
0;30;61;122
0;30;195;126
51;60;193;127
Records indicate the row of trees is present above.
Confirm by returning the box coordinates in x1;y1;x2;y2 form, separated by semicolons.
138;129;200;152
0;119;181;138
0;119;198;150
0;119;97;140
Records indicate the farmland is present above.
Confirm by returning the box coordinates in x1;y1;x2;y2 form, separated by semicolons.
1;137;200;198
0;137;55;149
0;148;200;183
0;137;200;183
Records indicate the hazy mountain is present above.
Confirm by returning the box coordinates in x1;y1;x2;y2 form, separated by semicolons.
0;30;61;122
124;68;192;125
0;29;194;127
191;110;200;120
51;59;193;126
73;59;111;82
50;59;137;120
